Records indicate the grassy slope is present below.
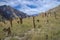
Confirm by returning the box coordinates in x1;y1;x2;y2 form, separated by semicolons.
0;5;60;40
31;5;60;40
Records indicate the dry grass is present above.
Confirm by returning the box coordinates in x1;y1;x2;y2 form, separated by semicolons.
0;6;60;40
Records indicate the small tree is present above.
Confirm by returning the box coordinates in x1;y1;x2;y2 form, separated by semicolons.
54;12;57;19
46;19;49;24
45;13;47;17
7;27;11;36
19;18;23;24
49;12;51;16
17;21;19;24
10;17;13;27
45;13;49;17
37;19;39;22
32;16;36;28
3;27;11;36
46;34;48;40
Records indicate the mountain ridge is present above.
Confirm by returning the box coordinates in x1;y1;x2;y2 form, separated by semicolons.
0;5;28;20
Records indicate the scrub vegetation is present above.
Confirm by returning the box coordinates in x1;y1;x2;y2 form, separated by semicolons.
0;5;60;40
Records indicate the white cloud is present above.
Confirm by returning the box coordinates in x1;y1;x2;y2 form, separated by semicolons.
0;0;60;15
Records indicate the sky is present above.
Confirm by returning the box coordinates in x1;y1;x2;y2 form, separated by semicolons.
0;0;60;15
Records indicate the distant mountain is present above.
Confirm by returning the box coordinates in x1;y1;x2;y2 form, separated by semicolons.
28;14;39;17
0;5;28;20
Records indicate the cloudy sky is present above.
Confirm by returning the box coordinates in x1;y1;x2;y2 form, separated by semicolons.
0;0;60;15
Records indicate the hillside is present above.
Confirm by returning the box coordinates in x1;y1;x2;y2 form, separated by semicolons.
0;5;28;20
0;5;60;40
